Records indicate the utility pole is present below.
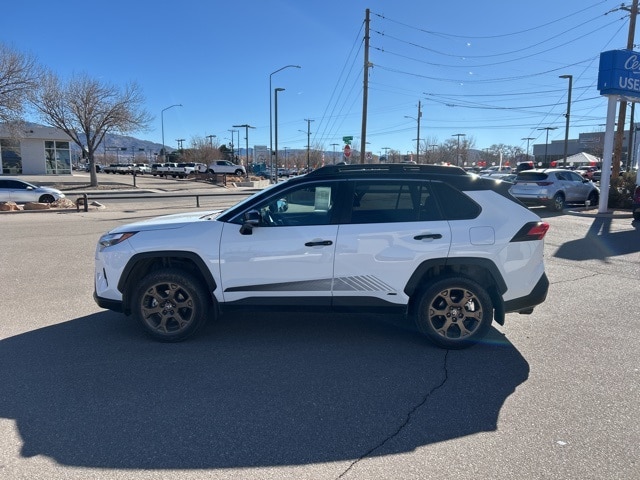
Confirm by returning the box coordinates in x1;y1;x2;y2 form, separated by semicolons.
304;118;314;171
612;0;638;180
416;101;422;163
360;9;371;164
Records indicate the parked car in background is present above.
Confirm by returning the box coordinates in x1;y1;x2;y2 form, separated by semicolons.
132;163;151;175
510;168;599;211
0;178;65;204
632;183;640;221
576;165;598;180
207;160;246;176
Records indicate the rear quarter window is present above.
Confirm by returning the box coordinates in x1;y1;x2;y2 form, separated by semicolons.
430;181;480;220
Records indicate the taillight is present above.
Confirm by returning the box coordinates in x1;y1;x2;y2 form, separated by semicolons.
511;222;550;242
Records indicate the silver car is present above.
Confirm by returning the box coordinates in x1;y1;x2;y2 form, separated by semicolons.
510;169;599;211
0;177;66;204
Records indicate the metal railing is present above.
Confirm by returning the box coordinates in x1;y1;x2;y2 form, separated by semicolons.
75;191;253;212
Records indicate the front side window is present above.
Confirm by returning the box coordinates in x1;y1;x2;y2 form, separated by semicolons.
239;182;337;227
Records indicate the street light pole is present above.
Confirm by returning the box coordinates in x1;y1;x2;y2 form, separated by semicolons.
274;88;285;183
330;143;339;164
452;133;466;166
559;74;573;168
538;127;558;166
521;137;535;163
161;104;182;161
270;65;301;178
232;124;255;177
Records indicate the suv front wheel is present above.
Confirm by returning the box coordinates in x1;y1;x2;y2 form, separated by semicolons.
414;276;493;349
132;269;210;342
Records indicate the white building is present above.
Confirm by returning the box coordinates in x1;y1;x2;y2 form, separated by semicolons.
0;124;73;175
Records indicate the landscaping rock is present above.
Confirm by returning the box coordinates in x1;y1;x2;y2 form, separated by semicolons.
0;201;21;211
23;202;51;210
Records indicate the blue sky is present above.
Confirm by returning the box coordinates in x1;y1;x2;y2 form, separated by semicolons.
4;0;632;157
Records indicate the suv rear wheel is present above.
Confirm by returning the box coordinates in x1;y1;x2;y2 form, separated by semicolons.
132;269;209;342
550;193;565;212
414;276;493;349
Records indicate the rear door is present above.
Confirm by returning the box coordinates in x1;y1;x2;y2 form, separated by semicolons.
332;179;451;308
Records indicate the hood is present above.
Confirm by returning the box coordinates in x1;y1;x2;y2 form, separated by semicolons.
109;210;223;233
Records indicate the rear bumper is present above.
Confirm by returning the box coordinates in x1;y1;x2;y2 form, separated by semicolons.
504;273;549;314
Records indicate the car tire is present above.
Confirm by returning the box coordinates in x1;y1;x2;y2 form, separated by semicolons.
414;276;493;349
132;269;210;342
39;194;55;203
234;169;244;176
549;193;565;212
587;191;598;208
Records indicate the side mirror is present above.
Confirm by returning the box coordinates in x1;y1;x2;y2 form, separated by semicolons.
239;210;261;235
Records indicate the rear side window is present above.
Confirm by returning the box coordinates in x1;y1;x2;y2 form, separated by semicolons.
348;180;442;224
429;181;481;220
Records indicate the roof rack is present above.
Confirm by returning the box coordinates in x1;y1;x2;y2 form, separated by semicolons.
307;163;467;176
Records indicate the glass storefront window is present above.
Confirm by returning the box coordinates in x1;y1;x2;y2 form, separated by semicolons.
45;141;71;174
1;139;22;175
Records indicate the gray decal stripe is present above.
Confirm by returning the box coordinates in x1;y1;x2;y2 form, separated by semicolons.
333;275;395;292
225;278;332;293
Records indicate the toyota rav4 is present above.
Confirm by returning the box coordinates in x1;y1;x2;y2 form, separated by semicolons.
94;164;549;349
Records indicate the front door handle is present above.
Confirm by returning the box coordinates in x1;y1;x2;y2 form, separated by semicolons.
414;233;443;240
305;240;333;247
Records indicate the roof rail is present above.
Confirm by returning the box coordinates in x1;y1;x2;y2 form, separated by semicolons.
307;163;467;176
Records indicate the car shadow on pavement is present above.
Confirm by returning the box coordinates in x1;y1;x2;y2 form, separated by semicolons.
0;310;529;470
553;216;640;261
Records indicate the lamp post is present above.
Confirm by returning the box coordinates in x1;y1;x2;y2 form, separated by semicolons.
232;124;255;177
538;127;558;166
404;100;422;163
206;134;216;146
274;87;285;183
452;133;466;166
176;138;185;150
330;143;339;164
228;129;238;162
270;65;301;177
559;74;573;167
161;104;182;161
521;137;535;162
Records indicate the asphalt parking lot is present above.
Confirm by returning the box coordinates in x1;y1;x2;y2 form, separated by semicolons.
0;178;638;480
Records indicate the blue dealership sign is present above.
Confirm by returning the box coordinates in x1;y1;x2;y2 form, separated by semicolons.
598;49;640;100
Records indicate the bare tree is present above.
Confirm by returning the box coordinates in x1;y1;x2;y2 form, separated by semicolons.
30;71;152;186
0;43;40;131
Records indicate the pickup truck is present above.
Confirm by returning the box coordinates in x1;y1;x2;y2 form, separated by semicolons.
207;160;246;176
103;163;131;174
153;163;179;177
132;163;151;175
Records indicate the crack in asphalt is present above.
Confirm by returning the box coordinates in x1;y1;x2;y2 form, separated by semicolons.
337;349;450;479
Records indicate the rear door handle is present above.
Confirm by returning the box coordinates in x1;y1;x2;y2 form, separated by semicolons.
414;233;443;240
305;240;333;247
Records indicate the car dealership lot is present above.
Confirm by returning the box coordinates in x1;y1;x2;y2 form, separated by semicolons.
0;201;638;480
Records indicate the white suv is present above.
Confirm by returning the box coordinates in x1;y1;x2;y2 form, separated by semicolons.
207;160;246;176
94;164;549;349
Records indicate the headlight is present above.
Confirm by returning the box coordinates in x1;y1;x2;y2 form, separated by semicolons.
98;231;137;248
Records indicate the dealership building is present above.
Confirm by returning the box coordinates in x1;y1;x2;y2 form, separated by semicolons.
0;124;72;175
